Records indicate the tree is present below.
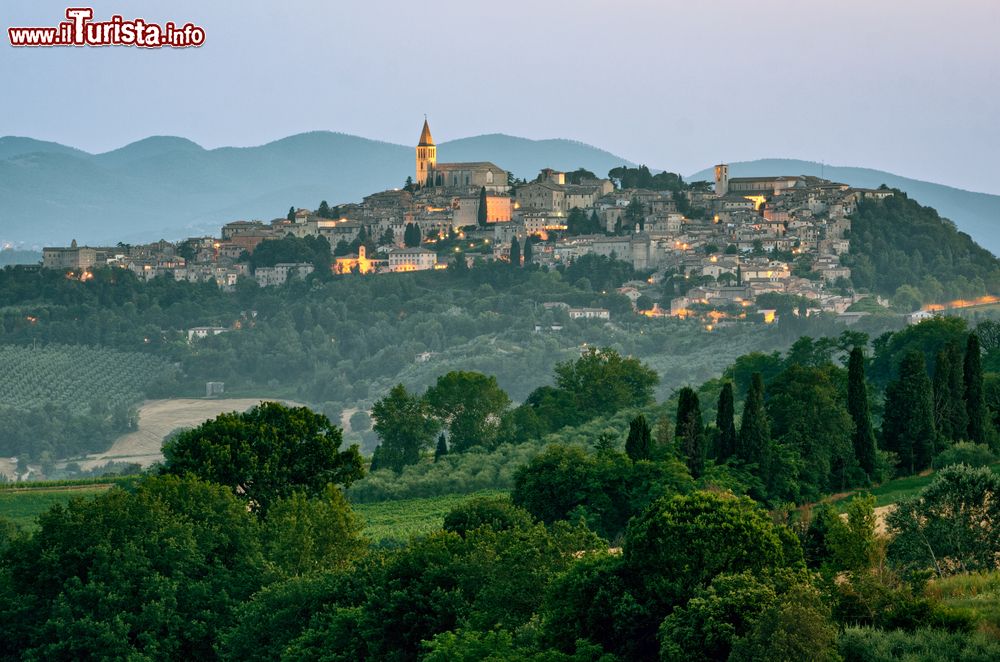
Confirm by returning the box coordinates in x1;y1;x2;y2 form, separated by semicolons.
715;382;737;461
0;476;266;660
565;208;589;236
887;464;1000;576
882;350;936;474
404;222;422;247
945;341;969;440
676;388;706;478
653;415;673;460
477;186;488;227
434;433;448;462
317;200;332;218
934;347;957;441
552;347;658;422
371;384;439;472
737;373;770;467
261;487;367;577
964;333;988;445
522;236;533;266
509;236;521;267
625;414;652;462
442;495;534;537
161;402;364;514
425;371;511;452
623;492;803;653
847;347;877;477
287;206;296;222
625;197;645;232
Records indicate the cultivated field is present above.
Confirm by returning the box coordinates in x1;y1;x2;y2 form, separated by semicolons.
79;398;301;470
0;344;170;414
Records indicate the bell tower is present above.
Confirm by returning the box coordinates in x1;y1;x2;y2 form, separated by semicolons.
416;117;436;187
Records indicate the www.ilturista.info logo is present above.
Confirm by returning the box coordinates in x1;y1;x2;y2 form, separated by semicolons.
8;8;205;48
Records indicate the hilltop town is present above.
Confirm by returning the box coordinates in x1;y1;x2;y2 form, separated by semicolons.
42;119;898;327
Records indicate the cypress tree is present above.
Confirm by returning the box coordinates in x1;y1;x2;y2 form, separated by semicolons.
625;414;652;462
369;445;383;472
882;350;935;474
847;347;877;477
932;347;955;441
434;434;448;462
510;236;521;267
737;373;769;466
477;186;488;227
287;206;296;222
675;387;705;478
946;341;968;440
715;382;737;461
653;415;673;460
965;333;987;445
522;237;533;266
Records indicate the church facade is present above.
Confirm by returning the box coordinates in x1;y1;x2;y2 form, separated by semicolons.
415;119;508;193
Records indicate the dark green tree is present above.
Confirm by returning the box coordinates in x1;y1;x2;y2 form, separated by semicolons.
933;347;957;441
317;200;332;218
715;382;737;461
964;333;988;445
477;186;488;227
882;351;936;474
676;387;706;478
847;347;877;477
287;206;296;222
737;373;770;467
371;384;439;472
0;476;266;660
565;208;589;236
625;414;652;462
945;341;969;440
404;222;422;247
434;433;448;462
161;403;364;514
509;236;521;267
522;236;533;266
625;197;645;232
425;371;511;452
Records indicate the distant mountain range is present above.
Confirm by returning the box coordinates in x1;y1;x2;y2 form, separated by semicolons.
1;133;997;255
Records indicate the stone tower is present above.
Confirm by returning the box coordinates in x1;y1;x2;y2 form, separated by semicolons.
714;163;729;197
416;118;436;187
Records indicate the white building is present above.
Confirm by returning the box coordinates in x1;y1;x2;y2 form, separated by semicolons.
388;247;438;272
568;307;610;320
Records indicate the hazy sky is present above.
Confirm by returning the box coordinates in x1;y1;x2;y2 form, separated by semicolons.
3;0;999;193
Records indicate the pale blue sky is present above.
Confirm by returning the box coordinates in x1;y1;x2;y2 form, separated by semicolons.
2;0;998;193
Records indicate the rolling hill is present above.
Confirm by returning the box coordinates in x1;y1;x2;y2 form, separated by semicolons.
689;159;1000;254
1;134;997;255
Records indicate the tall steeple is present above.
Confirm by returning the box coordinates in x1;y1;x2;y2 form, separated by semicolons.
418;117;434;146
416;117;437;187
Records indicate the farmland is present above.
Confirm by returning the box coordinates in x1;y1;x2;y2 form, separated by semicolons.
0;344;171;414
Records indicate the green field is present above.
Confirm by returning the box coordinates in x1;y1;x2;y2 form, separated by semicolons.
0;481;506;544
355;490;509;544
0;344;171;413
0;484;112;528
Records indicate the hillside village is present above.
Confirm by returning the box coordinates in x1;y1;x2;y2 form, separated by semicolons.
42;119;898;327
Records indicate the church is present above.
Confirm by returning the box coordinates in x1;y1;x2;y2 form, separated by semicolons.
415;119;508;193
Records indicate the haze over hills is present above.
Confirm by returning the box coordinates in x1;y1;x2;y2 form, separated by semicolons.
1;133;997;255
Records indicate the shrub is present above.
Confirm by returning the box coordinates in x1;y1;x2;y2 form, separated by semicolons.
932;442;996;469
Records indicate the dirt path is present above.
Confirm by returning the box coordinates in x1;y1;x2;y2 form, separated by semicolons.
79;398;301;470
